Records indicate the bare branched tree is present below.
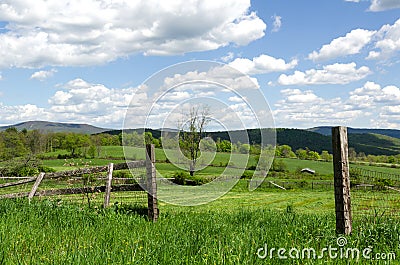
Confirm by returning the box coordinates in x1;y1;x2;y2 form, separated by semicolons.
179;106;210;176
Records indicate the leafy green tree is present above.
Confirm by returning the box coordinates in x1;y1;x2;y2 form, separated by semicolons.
88;145;96;158
307;151;320;161
320;150;332;161
357;152;366;161
179;106;210;176
271;159;287;172
0;137;5;160
388;156;395;164
90;134;103;157
0;127;28;160
152;138;161;148
216;139;231;152
250;144;261;155
123;131;144;147
199;137;216;152
144;132;153;145
62;133;89;157
276;145;296;158
295;148;308;160
238;143;250;154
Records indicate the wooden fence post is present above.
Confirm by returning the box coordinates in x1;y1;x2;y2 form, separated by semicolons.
28;172;45;203
103;163;114;208
146;144;158;222
332;126;352;235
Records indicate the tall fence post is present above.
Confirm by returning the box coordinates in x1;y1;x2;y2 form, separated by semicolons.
146;144;158;222
103;163;114;208
332;126;352;235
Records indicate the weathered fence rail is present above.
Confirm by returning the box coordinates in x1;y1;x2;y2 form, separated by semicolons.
0;176;37;188
0;161;145;188
1;184;143;199
0;144;158;221
44;160;146;179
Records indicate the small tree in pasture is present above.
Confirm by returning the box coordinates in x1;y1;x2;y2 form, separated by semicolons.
179;106;210;176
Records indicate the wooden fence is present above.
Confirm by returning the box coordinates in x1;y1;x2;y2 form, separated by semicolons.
0;144;158;221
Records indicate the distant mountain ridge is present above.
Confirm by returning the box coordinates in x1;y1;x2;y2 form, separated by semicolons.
308;126;400;139
0;121;109;134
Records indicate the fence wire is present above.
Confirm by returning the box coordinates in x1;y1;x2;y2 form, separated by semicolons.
350;166;400;218
109;165;148;209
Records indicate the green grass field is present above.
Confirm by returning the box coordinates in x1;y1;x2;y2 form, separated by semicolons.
1;146;399;264
41;146;400;177
0;192;398;264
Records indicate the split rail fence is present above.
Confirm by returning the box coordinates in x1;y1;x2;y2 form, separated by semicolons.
0;144;158;221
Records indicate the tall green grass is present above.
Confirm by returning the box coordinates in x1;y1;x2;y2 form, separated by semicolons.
0;198;398;264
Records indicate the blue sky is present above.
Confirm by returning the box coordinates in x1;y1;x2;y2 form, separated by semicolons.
0;0;399;129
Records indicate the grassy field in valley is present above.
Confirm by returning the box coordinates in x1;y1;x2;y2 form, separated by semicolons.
0;146;399;264
0;192;399;264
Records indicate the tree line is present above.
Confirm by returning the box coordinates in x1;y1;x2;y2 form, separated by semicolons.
1;128;400;166
0;127;120;161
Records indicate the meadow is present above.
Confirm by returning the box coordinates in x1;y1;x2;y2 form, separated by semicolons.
0;192;399;264
41;146;400;175
0;145;399;264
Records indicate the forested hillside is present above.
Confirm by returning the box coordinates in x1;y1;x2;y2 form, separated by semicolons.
1;121;400;156
309;126;400;139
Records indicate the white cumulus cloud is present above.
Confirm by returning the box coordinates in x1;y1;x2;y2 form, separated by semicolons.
0;0;266;69
308;29;376;61
30;69;57;81
349;81;400;105
220;52;235;62
44;78;142;127
367;18;400;60
345;81;400;128
281;89;320;103
0;103;53;124
369;0;400;11
274;89;362;128
273;83;400;128
271;15;282;32
345;0;400;11
229;54;297;75
278;62;371;85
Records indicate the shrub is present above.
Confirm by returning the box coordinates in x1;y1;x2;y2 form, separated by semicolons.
112;170;131;179
298;180;307;188
349;168;362;181
0;156;53;177
57;153;80;159
240;171;253;179
247;165;257;170
113;202;148;216
271;159;288;172
375;178;393;190
173;171;190;185
189;176;209;185
38;165;56;173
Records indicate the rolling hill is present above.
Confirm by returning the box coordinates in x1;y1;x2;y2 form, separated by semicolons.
0;121;109;134
208;128;400;155
308;126;400;139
